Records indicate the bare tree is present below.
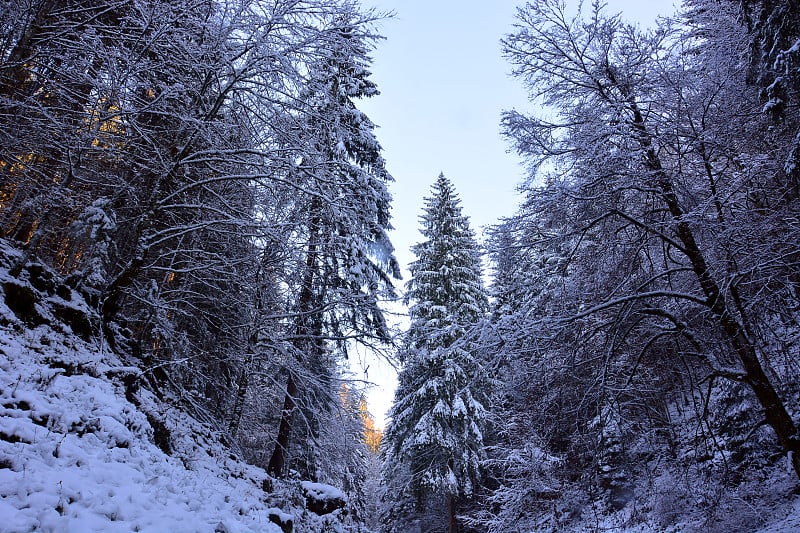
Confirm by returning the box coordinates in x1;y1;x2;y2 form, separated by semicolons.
500;0;800;488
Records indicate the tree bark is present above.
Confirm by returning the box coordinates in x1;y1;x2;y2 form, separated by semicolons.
228;357;250;439
267;372;296;478
447;493;458;533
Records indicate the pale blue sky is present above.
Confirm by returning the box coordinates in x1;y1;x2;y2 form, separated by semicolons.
355;1;675;425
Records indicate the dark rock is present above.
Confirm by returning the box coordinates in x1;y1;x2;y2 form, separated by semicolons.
145;412;172;455
0;430;27;444
107;368;140;404
3;281;46;326
44;358;95;377
302;481;346;516
26;263;55;292
55;283;71;300
268;510;293;533
51;301;93;340
3;400;31;411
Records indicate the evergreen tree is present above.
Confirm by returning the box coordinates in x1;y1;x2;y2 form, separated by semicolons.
266;11;400;480
383;173;489;533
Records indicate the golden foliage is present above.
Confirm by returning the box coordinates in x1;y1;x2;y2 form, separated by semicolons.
340;384;383;453
359;396;383;454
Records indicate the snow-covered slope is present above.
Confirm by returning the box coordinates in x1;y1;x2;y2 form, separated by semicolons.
0;243;353;532
0;329;289;532
0;259;286;531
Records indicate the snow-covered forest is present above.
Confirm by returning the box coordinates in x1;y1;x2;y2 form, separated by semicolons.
1;0;800;531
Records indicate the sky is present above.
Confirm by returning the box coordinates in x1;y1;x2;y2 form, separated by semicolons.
353;1;675;426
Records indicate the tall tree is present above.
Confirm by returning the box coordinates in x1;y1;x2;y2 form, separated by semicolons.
481;3;800;529
265;9;400;479
383;173;489;533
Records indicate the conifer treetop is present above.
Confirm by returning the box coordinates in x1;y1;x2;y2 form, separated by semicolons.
405;172;489;351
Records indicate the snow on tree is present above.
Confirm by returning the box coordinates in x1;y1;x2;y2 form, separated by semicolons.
404;174;488;352
470;0;800;530
382;173;489;533
265;9;400;480
501;0;800;477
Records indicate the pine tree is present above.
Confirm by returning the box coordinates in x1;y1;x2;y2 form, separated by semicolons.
383;173;489;533
266;11;399;480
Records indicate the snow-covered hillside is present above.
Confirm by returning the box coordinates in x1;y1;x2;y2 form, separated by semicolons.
0;244;346;533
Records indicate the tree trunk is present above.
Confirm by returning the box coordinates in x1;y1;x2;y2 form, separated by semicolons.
228;359;250;438
721;313;800;475
447;493;458;533
625;98;800;479
267;201;321;478
101;251;146;324
654;151;800;478
267;372;296;478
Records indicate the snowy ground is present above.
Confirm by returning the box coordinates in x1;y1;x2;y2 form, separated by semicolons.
0;320;288;532
756;497;800;533
0;243;308;533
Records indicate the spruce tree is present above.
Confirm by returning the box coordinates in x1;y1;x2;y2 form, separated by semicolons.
382;173;489;533
266;12;399;480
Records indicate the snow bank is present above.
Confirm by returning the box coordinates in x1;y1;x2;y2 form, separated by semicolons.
0;254;287;532
0;324;283;533
300;480;347;503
